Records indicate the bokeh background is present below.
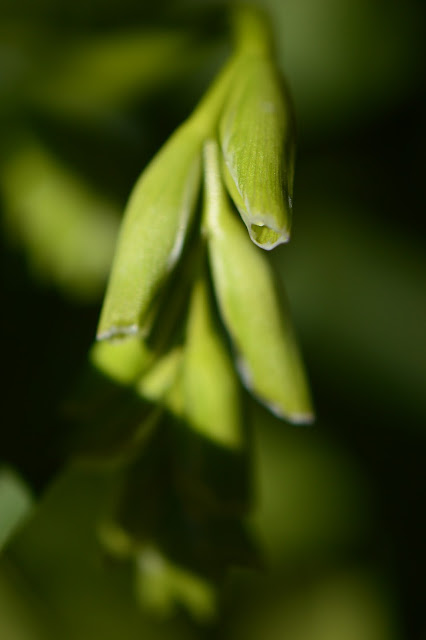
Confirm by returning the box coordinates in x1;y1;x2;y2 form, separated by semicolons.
1;0;425;638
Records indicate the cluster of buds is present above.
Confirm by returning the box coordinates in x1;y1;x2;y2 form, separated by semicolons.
73;6;313;619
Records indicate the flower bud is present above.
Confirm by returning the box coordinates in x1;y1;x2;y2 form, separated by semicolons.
97;119;202;340
219;56;295;250
204;140;313;423
182;275;243;450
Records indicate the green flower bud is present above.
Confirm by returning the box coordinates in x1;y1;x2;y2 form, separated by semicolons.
96;47;245;342
97;119;202;340
182;274;243;450
219;45;295;249
204;140;313;423
0;468;33;551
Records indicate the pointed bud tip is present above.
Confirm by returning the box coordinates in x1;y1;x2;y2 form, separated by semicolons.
248;223;290;250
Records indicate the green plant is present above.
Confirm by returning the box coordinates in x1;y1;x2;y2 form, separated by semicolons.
2;0;422;637
71;6;313;618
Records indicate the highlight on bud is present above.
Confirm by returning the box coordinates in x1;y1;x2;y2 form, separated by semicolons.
182;274;243;450
203;140;313;424
219;55;295;250
97;119;202;340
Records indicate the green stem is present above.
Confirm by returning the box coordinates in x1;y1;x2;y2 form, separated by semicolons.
231;5;274;58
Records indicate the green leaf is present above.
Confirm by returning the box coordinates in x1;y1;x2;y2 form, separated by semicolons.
135;546;216;622
0;137;119;299
204;140;313;423
219;55;295;249
28;29;200;118
97;119;202;340
0;468;33;551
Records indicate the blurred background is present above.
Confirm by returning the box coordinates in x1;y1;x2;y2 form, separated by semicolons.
0;0;425;638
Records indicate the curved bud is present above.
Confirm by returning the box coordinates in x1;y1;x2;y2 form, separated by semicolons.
97;119;202;340
204;140;313;424
182;274;243;450
219;56;295;250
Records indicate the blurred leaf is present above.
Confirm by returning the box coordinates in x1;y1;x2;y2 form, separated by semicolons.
27;29;203;119
0;468;33;552
0;563;51;640
135;546;216;622
0;137;119;299
249;412;372;565
102;421;257;588
5;466;196;640
225;568;400;640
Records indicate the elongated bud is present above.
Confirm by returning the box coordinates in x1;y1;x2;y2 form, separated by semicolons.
182;274;243;450
219;43;295;249
204;140;313;423
97;120;202;340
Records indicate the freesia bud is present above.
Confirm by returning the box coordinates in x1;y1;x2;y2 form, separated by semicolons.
204;140;313;423
97;119;202;340
219;54;295;249
182;274;243;450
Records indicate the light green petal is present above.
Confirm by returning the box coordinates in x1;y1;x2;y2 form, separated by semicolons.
219;55;295;250
204;140;313;423
182;275;243;450
97;120;202;340
0;468;33;551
